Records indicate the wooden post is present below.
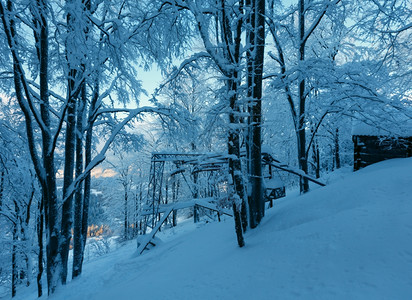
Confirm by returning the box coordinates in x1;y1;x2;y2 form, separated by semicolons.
172;209;177;227
194;204;199;223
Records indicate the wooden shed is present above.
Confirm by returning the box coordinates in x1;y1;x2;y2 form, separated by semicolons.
352;122;412;171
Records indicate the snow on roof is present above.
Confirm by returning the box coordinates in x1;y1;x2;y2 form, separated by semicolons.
352;119;412;137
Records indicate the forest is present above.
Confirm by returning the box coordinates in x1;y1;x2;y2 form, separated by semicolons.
0;0;411;298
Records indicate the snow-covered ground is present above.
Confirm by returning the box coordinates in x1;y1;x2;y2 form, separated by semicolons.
9;158;412;299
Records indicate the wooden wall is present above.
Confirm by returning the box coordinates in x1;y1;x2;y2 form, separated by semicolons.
353;136;412;171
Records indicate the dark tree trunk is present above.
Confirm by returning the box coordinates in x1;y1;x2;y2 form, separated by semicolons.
190;0;247;245
194;205;199;223
221;0;247;245
227;77;245;247
193;167;199;223
60;1;82;281
72;0;92;279
35;0;61;293
2;0;61;293
11;200;21;298
75;79;99;277
172;179;178;228
60;69;77;284
247;0;265;228
0;170;4;208
232;202;244;247
22;187;34;287
12;219;17;298
298;0;309;193
312;140;320;179
245;0;254;229
37;196;44;297
335;128;341;169
72;83;86;278
244;0;253;233
124;184;129;239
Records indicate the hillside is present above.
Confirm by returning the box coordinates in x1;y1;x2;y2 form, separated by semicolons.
12;158;412;300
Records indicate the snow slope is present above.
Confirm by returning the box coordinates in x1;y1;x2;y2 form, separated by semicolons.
11;158;412;299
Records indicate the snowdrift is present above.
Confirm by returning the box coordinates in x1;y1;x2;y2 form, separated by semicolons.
10;158;412;300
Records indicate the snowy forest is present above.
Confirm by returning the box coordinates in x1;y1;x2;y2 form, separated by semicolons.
0;0;411;298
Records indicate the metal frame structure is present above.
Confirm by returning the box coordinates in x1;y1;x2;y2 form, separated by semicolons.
144;152;230;230
142;151;323;233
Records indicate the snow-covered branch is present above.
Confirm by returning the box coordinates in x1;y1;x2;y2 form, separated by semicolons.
60;106;173;206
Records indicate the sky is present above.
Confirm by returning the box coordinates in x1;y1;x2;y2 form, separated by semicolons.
137;66;163;107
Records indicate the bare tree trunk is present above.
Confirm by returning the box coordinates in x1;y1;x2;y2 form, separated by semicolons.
37;196;44;297
124;183;129;239
245;0;254;230
72;0;92;279
335;128;341;169
33;0;62;293
11;200;21;298
60;77;77;285
193;166;199;223
22;187;34;287
298;0;309;193
12;219;17;298
247;0;265;228
0;170;4;208
312;139;320;179
74;79;99;278
1;1;61;292
60;0;82;282
72;83;86;278
221;0;247;245
227;77;245;247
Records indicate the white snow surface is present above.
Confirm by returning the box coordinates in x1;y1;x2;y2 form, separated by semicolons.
351;119;412;137
9;158;412;299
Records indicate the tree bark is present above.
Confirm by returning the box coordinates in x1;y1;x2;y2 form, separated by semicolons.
0;170;4;208
34;0;62;293
335;128;341;169
222;0;247;244
12;218;17;298
312;138;320;179
247;0;265;228
37;196;44;297
60;0;82;282
72;0;92;279
124;182;129;239
1;0;61;293
73;78;99;278
72;83;86;278
298;0;309;193
60;72;77;284
227;77;245;247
